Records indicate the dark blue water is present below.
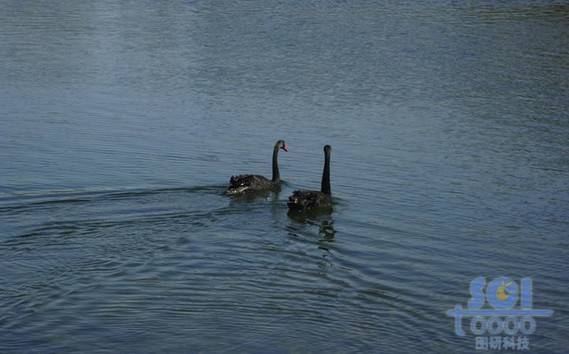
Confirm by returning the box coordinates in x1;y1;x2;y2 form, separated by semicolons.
1;0;568;352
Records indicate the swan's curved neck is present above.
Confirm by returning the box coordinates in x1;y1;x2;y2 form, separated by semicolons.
272;145;280;182
321;151;331;195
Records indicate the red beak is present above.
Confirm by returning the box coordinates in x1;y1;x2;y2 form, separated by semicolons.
283;144;288;152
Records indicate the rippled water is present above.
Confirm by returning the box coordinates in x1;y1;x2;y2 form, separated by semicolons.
1;0;568;352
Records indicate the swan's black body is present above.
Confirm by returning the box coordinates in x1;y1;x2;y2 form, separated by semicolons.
287;190;331;211
226;140;287;195
288;145;332;212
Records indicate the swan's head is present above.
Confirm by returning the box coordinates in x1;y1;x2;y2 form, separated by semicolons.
324;145;332;154
276;140;288;152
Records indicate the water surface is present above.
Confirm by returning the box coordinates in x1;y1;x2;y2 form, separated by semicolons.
1;0;568;352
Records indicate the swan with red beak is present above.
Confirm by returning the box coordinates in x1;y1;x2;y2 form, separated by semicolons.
225;140;288;195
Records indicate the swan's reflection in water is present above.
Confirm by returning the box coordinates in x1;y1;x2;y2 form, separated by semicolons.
318;219;335;243
285;213;337;275
287;211;336;244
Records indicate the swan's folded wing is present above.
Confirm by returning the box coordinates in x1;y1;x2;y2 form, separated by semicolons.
287;190;322;210
230;174;269;188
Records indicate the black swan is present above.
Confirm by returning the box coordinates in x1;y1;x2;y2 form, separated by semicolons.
225;140;288;194
287;145;332;212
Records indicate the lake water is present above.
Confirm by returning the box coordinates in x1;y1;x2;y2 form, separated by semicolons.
1;0;568;352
